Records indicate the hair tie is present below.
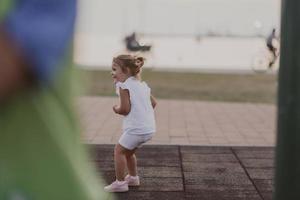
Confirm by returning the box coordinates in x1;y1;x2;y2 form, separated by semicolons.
135;59;142;68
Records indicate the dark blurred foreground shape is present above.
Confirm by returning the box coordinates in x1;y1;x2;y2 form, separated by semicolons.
275;0;300;199
0;0;109;199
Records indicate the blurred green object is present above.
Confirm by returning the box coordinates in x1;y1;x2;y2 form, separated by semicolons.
275;0;300;199
0;2;110;200
0;0;13;19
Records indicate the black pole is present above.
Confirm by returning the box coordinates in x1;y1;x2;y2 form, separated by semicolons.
275;0;300;199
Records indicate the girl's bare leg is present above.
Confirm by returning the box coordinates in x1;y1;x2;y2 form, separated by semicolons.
114;144;127;181
126;153;137;176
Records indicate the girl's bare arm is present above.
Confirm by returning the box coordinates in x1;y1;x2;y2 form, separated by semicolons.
150;94;157;108
113;88;131;115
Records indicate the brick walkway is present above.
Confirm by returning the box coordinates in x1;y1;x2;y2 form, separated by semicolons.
78;96;276;146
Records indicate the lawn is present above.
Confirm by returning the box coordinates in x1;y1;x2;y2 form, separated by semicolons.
78;69;277;104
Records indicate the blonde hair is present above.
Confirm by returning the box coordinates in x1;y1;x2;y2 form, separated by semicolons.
113;54;145;76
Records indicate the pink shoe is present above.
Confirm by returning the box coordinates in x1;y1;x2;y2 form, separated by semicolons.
125;175;140;186
104;180;129;192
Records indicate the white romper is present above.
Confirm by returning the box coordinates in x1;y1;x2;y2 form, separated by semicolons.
116;77;156;150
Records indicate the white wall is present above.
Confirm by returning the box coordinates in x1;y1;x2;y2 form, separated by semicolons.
76;0;281;37
74;0;281;71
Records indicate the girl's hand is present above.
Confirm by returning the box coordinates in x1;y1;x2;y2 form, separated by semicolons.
113;105;119;114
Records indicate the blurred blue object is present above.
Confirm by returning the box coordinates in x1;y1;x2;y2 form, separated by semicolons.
4;0;77;83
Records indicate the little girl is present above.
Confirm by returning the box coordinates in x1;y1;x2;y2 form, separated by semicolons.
104;54;157;192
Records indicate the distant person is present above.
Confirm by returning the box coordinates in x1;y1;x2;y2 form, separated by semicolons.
124;32;152;52
104;55;157;192
125;32;140;50
0;0;107;199
266;28;279;67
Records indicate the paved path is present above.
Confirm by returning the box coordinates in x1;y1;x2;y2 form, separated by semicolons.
90;145;274;200
78;96;276;146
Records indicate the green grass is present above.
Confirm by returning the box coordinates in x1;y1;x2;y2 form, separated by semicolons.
78;69;277;104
